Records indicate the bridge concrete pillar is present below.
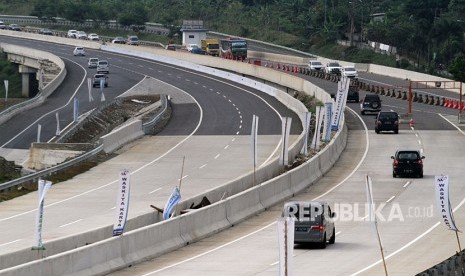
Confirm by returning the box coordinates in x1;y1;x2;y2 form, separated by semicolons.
18;65;37;97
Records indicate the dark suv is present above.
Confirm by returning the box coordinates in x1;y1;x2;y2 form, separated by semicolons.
360;94;381;115
391;150;425;178
347;85;360;102
375;111;399;134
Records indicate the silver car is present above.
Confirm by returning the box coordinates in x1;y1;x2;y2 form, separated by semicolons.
97;60;109;74
73;47;85;56
282;201;336;248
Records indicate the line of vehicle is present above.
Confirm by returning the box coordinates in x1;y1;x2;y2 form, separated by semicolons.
147;107;370;273
350;110;465;275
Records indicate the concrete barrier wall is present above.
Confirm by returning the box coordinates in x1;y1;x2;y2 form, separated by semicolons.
0;30;101;50
0;39;345;275
100;119;144;153
0;122;347;276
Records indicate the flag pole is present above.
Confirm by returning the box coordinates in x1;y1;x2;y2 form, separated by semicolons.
366;175;389;276
178;156;185;192
374;220;389;276
174;156;185;217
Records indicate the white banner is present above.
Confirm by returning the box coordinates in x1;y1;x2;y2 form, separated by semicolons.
73;98;79;124
163;186;182;220
87;78;93;102
251;115;259;167
55;112;60;136
34;179;52;249
322;102;332;142
300;111;312;155
279;117;292;166
435;175;459;231
365;175;376;223
37;124;41;143
278;217;294;276
311;106;323;151
4;80;8;101
113;169;131;236
331;77;350;131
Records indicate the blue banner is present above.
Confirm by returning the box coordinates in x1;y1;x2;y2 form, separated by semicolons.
163;186;181;220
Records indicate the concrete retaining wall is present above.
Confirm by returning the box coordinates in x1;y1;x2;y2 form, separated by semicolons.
0;42;66;125
100;119;144;153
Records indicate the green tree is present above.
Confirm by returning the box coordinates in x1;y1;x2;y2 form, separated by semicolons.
449;56;465;82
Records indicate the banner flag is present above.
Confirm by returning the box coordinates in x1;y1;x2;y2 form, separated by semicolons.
113;169;131;236
365;175;376;223
331;77;350;130
87;78;93;102
73;98;79;124
33;179;52;250
311;106;323;151
251;115;259;167
163;186;182;220
279;117;292;166
435;175;459;231
278;217;294;276
300;112;312;155
100;80;106;102
37;124;42;143
55;112;60;136
322;102;332;142
4;80;8;101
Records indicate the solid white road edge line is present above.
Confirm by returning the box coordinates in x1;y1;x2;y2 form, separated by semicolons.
59;219;83;228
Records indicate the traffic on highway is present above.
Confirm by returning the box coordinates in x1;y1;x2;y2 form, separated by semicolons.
0;29;465;276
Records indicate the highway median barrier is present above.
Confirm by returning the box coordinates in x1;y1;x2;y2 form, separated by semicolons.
0;38;344;275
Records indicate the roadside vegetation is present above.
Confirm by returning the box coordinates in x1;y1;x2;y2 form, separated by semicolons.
0;0;460;81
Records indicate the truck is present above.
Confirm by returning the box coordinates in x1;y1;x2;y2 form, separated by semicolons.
220;37;247;60
201;39;220;56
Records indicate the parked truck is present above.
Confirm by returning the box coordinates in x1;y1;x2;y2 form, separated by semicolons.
201;39;220;56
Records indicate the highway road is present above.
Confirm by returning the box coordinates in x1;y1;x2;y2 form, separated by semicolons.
110;108;465;276
106;64;465;275
0;35;302;266
1;34;465;275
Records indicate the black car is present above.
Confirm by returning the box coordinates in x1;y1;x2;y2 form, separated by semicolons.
92;74;108;88
38;28;53;35
360;94;381;115
375;111;399;134
347;85;360;102
112;37;126;44
391;150;425;178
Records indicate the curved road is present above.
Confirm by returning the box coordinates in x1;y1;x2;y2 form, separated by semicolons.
0;36;301;263
108;60;465;275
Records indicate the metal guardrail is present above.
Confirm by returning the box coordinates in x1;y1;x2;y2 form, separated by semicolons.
0;94;170;192
0;144;103;191
142;95;168;134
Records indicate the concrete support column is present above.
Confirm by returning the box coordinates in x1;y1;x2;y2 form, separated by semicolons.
18;65;37;97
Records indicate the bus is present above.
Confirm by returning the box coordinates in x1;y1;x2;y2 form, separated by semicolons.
220;38;247;60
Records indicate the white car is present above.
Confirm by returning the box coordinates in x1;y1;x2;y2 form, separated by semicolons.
308;60;324;71
325;61;342;75
76;31;87;39
73;47;85;56
87;33;100;41
67;29;77;38
186;44;199;52
341;66;358;78
88;57;99;68
97;60;109;74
